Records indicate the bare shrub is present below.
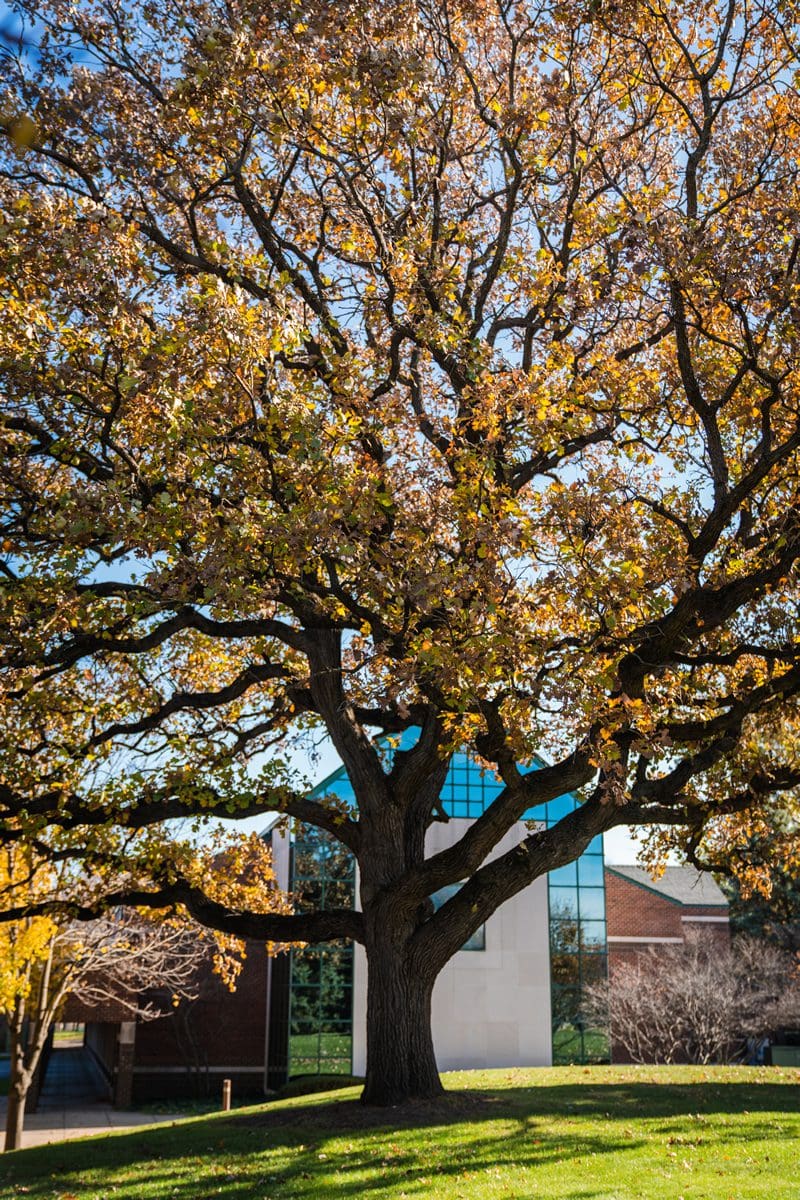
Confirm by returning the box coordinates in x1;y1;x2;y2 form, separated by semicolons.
583;931;800;1064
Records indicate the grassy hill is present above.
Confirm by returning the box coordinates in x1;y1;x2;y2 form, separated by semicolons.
1;1065;798;1199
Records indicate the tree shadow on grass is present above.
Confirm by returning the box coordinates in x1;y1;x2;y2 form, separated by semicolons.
1;1079;797;1200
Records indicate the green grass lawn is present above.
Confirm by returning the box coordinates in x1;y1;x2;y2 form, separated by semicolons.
52;1028;85;1048
1;1065;798;1199
551;1026;609;1065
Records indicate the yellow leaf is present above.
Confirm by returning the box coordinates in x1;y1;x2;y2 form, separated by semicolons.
8;114;38;149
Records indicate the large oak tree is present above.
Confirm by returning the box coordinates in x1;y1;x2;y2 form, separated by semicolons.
2;0;800;1103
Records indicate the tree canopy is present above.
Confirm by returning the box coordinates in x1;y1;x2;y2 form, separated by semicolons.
2;0;800;1101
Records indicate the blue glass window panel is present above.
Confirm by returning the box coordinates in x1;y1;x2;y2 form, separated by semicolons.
586;835;603;855
547;794;576;822
578;888;606;920
329;781;355;803
580;920;607;947
578;856;604;887
308;744;586;830
551;923;580;954
549;887;579;918
549;862;578;886
445;795;471;818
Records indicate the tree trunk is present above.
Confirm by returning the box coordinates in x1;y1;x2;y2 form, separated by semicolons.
3;946;56;1151
5;1019;28;1152
361;943;444;1106
4;1082;26;1152
4;1002;29;1152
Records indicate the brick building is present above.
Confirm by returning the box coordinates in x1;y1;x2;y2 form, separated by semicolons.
605;864;730;972
68;942;272;1105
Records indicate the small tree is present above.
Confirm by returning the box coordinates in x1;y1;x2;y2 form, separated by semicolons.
584;931;800;1066
0;835;290;1151
0;906;210;1151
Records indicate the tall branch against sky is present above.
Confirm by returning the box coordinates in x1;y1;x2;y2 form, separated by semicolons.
2;0;800;1103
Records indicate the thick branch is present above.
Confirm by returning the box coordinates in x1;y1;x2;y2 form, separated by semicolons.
1;885;365;944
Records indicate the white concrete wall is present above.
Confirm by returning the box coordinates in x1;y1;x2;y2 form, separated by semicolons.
352;819;552;1075
267;821;291;890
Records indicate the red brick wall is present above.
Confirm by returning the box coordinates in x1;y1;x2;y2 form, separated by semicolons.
63;993;133;1023
605;869;730;975
605;871;683;941
680;910;732;930
131;939;270;1101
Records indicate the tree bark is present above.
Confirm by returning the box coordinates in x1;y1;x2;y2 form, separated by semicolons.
3;946;56;1150
4;1083;26;1152
4;1014;28;1152
361;942;443;1106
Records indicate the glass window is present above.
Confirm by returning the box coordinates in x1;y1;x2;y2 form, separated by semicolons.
319;1059;352;1075
578;856;604;887
546;788;608;1065
289;826;355;1078
290;955;321;986
289;1025;320;1048
581;1027;610;1065
551;984;581;1026
318;1027;352;1061
550;920;580;955
290;1056;322;1075
551;953;581;986
552;1026;584;1065
549;886;579;919
578;888;606;921
579;953;607;985
579;920;607;948
549;862;578;886
289;986;320;1026
462;925;486;951
547;794;576;822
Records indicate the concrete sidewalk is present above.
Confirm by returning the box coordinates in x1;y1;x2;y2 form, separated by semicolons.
6;1104;185;1149
1;1046;186;1149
